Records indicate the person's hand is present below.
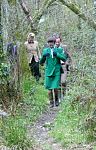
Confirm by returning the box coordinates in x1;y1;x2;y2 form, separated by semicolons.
43;53;50;57
53;51;57;57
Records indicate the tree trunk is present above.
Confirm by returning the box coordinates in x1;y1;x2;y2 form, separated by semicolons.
1;0;21;111
19;0;96;32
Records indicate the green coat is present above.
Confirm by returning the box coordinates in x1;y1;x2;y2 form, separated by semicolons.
40;47;67;89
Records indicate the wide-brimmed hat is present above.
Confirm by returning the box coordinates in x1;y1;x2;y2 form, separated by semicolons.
47;37;56;43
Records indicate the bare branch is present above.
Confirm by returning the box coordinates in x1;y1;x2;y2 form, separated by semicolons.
19;0;56;33
33;0;56;23
19;0;35;32
59;0;96;30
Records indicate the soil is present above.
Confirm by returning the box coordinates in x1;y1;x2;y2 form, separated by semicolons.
29;106;64;150
28;105;96;150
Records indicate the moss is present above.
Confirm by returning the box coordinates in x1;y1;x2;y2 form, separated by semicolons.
8;0;16;5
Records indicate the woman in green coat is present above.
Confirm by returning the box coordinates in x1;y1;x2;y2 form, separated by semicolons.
40;37;67;107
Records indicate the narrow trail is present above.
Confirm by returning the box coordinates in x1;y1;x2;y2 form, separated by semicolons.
29;106;64;150
28;104;96;150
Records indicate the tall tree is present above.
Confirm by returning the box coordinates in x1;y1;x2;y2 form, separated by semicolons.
19;0;56;33
20;0;96;32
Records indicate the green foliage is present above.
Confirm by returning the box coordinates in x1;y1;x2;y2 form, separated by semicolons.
21;75;48;122
8;0;16;5
1;116;31;149
0;63;10;84
1;0;96;148
51;94;87;147
51;50;96;147
0;51;4;63
0;50;9;84
19;44;30;74
1;75;48;148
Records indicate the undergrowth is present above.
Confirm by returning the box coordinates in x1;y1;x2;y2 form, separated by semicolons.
51;50;96;148
0;75;48;149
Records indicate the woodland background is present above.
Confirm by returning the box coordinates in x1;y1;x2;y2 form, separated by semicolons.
0;0;96;149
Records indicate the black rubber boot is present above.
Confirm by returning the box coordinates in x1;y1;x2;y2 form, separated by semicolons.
58;88;61;100
49;91;54;108
55;92;59;107
35;75;39;82
55;99;59;107
50;101;54;108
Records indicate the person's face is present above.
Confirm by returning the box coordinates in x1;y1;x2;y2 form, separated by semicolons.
55;38;61;47
48;41;54;48
28;36;34;43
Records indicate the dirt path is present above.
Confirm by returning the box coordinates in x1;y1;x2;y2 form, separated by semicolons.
28;104;96;150
29;106;64;150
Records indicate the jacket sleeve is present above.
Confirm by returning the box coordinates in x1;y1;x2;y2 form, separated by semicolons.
36;42;41;59
40;49;46;65
56;48;68;62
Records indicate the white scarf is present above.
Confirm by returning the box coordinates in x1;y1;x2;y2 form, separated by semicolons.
50;48;54;58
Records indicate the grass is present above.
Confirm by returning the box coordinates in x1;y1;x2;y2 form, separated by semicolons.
0;74;48;149
21;74;48;123
0;50;96;149
51;90;95;148
51;96;87;147
1;116;31;149
50;51;96;148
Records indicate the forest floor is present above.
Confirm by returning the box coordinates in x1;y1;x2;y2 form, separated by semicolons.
28;103;96;150
0;104;95;150
28;105;64;150
0;75;96;150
